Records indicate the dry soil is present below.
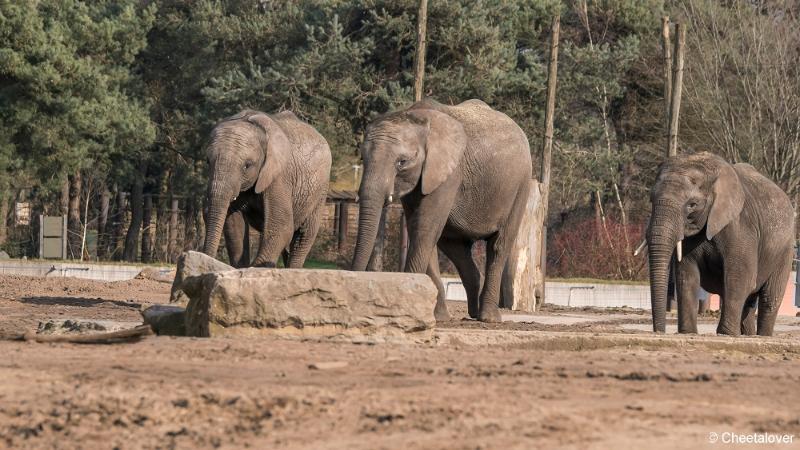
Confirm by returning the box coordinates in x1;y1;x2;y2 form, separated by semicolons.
0;274;799;450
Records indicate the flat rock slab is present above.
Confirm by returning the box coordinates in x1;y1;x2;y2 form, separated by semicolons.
184;268;437;343
37;319;142;335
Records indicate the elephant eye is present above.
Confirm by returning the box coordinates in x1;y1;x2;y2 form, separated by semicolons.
244;161;253;170
397;158;409;169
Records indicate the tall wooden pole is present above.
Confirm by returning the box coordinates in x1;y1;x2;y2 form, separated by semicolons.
540;15;560;206
668;23;686;157
414;0;428;102
662;16;673;155
539;15;560;283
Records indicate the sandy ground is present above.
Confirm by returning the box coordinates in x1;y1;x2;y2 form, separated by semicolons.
1;274;799;449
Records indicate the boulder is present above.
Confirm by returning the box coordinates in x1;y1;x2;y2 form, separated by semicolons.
141;305;186;336
170;251;233;305
184;268;437;343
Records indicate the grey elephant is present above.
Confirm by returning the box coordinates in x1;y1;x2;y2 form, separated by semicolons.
351;99;532;322
203;110;331;268
647;151;794;336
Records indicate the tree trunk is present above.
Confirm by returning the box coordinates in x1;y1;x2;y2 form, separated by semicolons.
168;197;179;262
538;15;560;302
112;187;126;261
122;163;146;262
413;0;428;101
667;23;686;157
97;184;111;260
60;176;69;216
67;171;82;259
141;194;153;263
0;193;8;247
501;181;545;312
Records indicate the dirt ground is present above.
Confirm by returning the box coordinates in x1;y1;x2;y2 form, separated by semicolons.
1;274;799;450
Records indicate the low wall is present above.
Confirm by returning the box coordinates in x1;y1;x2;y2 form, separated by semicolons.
443;273;799;316
0;260;171;282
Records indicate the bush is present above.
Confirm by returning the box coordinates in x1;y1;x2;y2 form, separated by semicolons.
548;217;646;281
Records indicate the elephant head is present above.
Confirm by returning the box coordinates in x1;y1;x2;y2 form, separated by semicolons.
647;151;744;332
203;110;289;258
351;109;467;271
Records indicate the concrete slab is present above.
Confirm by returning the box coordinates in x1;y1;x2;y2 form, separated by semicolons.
619;323;797;334
501;313;643;325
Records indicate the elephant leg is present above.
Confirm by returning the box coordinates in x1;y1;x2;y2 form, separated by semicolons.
477;184;530;323
676;260;700;334
402;178;458;274
281;249;290;268
223;210;250;268
438;237;481;319
286;200;324;268
757;264;791;336
252;186;294;267
425;250;451;322
717;257;757;336
740;294;758;336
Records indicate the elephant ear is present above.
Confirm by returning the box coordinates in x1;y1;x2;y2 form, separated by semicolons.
706;162;744;240
407;109;467;195
247;113;291;194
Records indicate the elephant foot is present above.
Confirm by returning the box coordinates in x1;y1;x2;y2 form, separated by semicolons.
434;301;451;322
716;323;741;337
478;305;502;323
252;259;277;268
467;302;479;320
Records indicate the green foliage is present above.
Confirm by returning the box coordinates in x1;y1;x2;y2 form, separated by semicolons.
0;0;156;193
3;0;796;271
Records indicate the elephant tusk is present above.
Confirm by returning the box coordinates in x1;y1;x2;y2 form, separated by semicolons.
676;240;683;262
388;193;393;203
633;238;647;256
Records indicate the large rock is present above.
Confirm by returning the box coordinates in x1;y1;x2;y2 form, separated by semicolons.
170;251;234;305
141;305;186;336
184;268;437;343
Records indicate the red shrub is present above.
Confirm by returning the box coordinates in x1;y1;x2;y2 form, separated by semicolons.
548;217;647;281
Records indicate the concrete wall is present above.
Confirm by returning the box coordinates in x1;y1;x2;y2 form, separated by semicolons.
443;273;799;316
0;260;171;282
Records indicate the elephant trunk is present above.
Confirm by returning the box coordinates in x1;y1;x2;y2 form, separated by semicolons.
351;164;394;271
203;177;237;259
351;193;385;271
647;202;683;333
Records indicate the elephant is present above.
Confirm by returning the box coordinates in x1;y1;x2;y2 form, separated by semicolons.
351;98;532;323
203;109;331;268
647;151;795;336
